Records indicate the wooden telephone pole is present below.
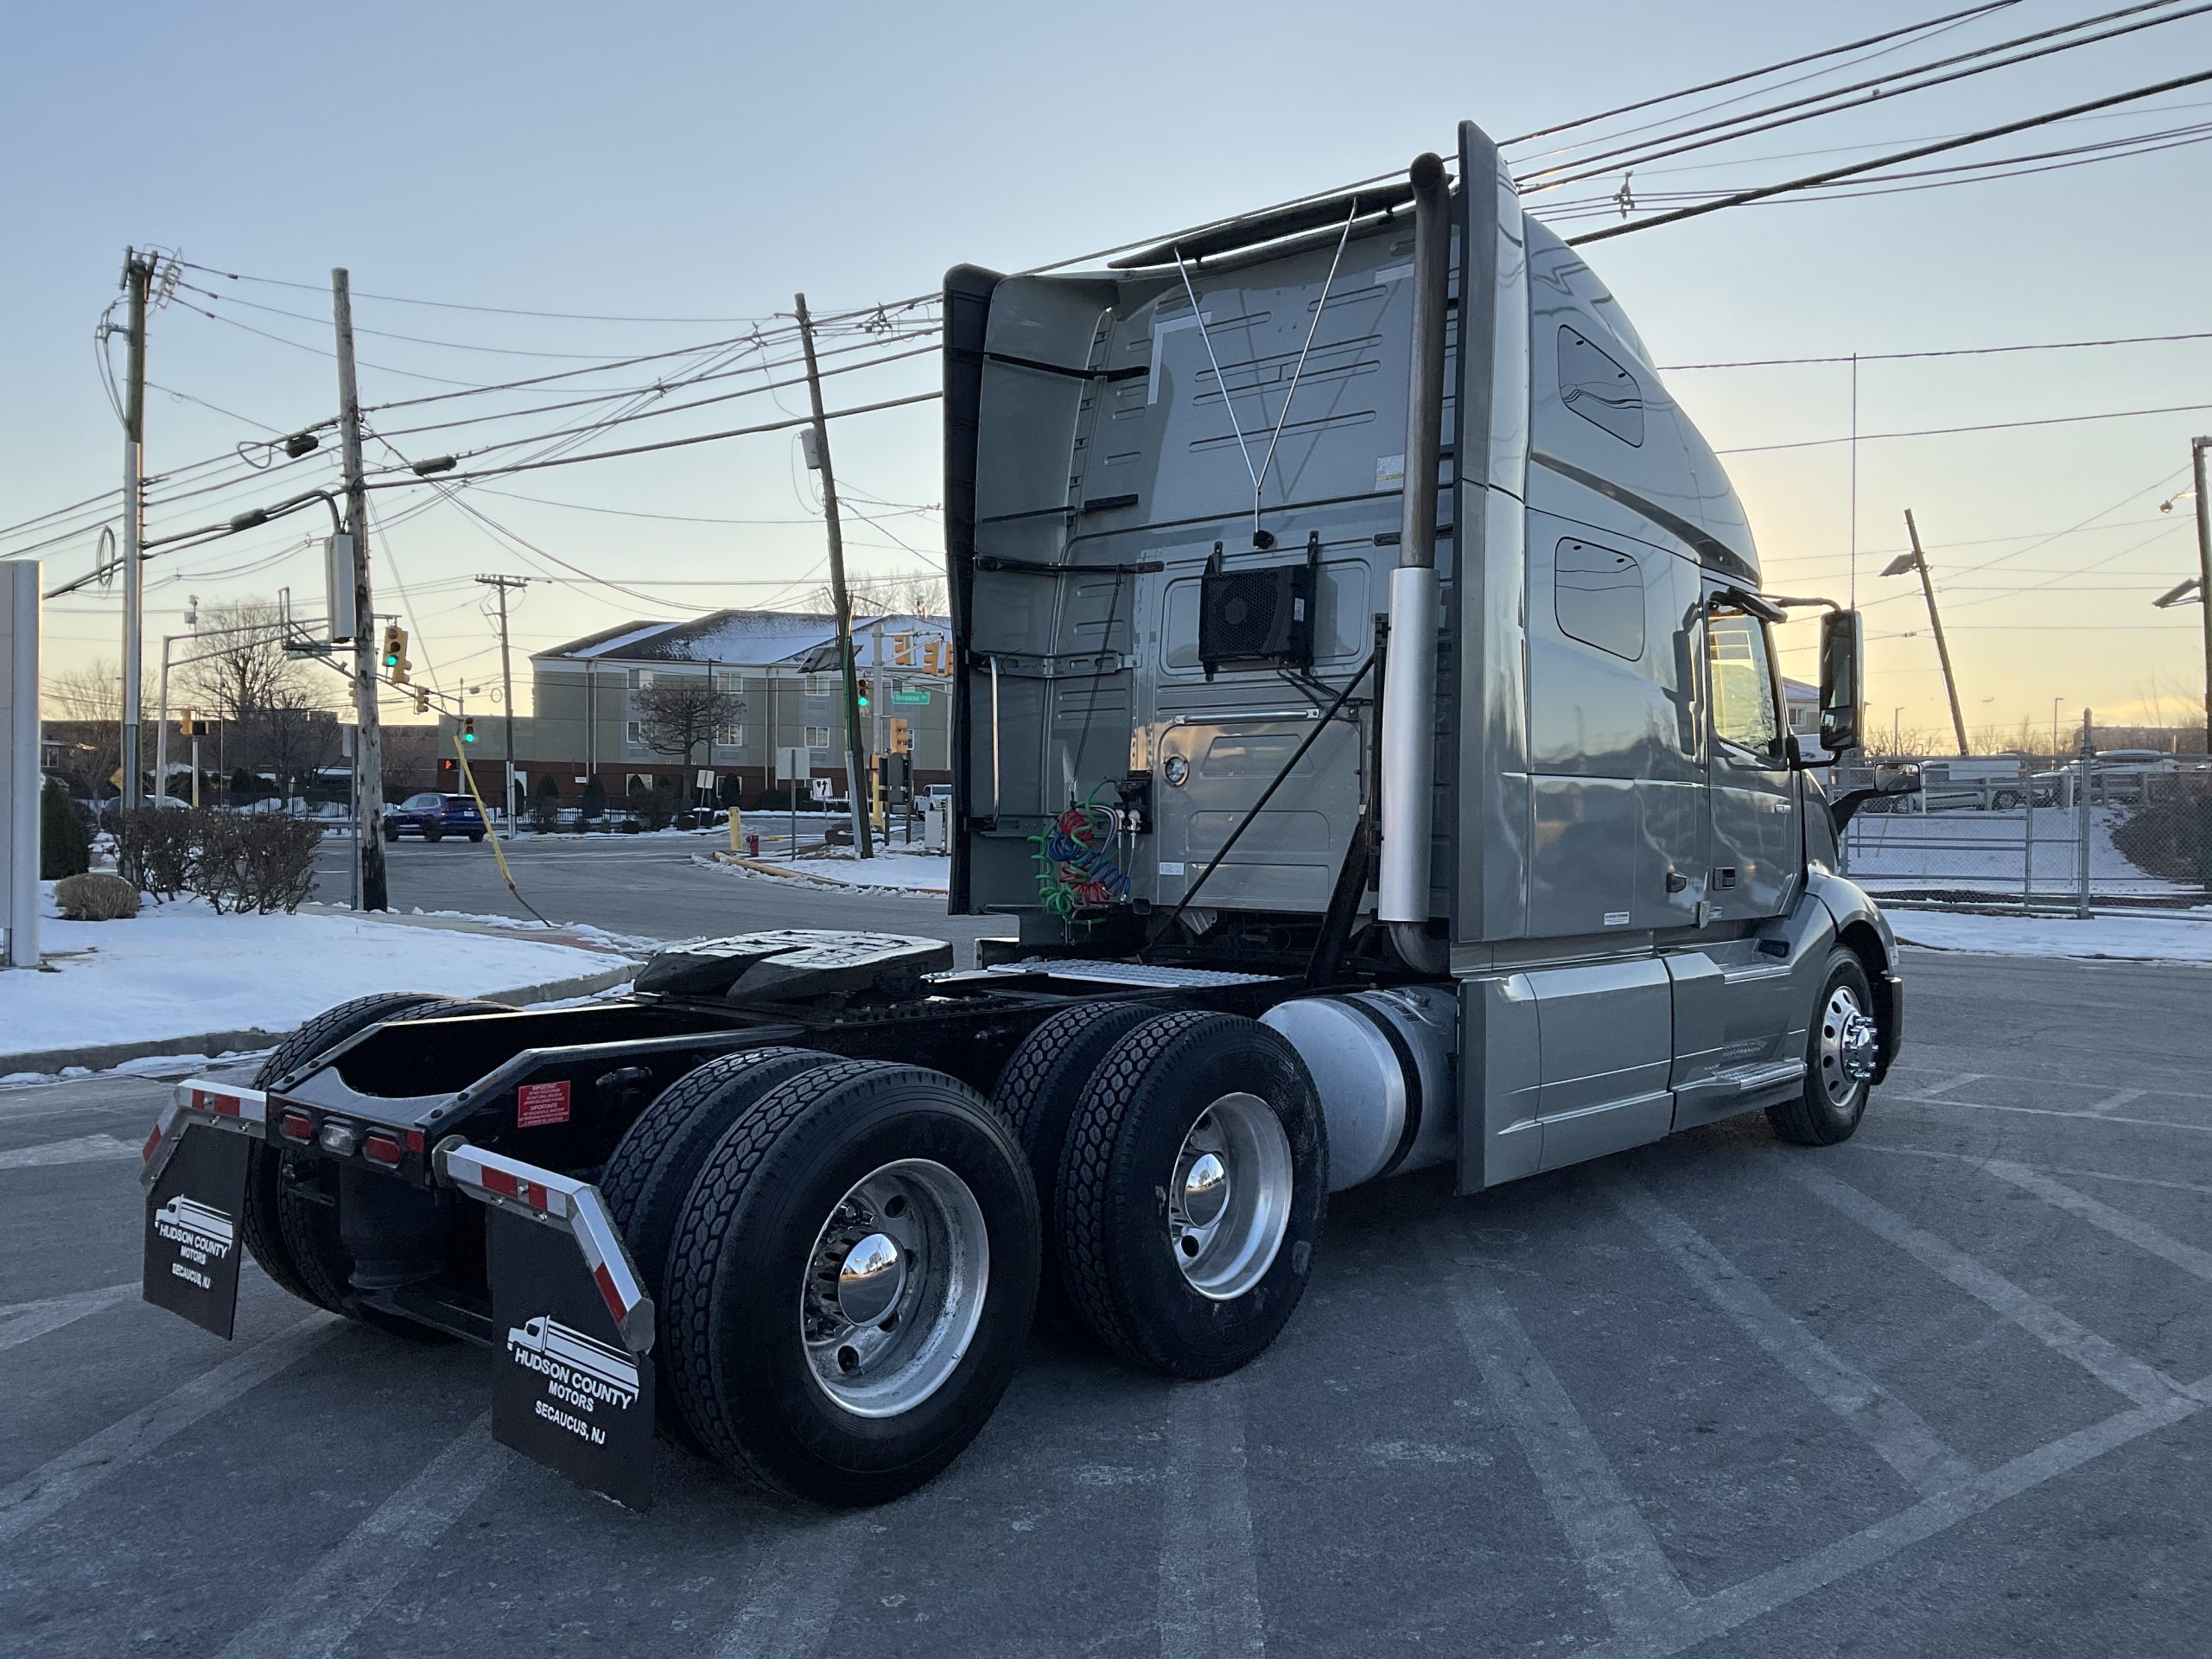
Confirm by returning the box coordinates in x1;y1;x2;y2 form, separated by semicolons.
793;292;874;858
333;269;389;910
1900;510;1970;757
476;574;527;827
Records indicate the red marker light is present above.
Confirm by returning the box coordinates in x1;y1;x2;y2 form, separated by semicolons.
363;1133;404;1168
278;1109;315;1143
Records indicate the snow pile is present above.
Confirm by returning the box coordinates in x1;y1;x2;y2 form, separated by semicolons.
2;889;638;1065
1890;908;2212;963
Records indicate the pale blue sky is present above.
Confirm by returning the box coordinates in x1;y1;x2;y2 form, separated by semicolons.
6;0;2209;741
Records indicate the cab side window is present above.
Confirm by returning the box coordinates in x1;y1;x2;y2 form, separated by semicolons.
1707;607;1781;760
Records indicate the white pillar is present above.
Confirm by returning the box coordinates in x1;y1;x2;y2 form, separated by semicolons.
3;563;41;968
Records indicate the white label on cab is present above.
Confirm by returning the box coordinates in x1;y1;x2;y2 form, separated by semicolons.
1603;911;1630;926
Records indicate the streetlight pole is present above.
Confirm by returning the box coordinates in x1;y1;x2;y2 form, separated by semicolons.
2050;696;2063;761
2193;436;2211;752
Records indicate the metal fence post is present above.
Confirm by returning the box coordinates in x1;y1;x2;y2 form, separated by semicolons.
2023;793;2035;908
2075;752;2093;918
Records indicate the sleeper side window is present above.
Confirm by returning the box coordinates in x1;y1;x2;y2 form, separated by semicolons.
1554;538;1644;661
1706;606;1782;760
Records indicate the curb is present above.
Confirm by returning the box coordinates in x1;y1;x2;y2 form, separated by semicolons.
0;961;639;1081
702;850;947;897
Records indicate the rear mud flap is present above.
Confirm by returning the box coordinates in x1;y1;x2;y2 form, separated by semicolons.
438;1140;658;1512
142;1084;267;1338
143;1123;251;1338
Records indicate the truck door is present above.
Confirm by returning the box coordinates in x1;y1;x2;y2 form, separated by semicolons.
1700;589;1799;921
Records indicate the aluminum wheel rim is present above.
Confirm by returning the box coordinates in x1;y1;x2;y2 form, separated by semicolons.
1168;1092;1294;1301
800;1158;988;1419
1818;984;1878;1107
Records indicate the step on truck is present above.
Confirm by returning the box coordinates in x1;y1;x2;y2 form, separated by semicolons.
142;120;1903;1511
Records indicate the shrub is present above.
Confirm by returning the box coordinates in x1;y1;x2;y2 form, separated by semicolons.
616;817;641;835
531;774;561;834
633;784;678;832
580;776;606;825
54;871;140;920
2112;780;2212;883
116;807;203;901
197;813;323;914
40;781;92;880
715;773;743;809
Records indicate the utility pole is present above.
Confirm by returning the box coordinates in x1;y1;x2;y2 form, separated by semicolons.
333;270;389;910
794;291;873;857
2193;437;2211;753
118;251;154;811
475;574;527;828
1893;511;1970;756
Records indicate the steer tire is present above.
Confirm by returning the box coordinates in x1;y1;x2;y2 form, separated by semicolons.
662;1059;1039;1507
989;1000;1161;1327
247;992;505;1338
1057;1011;1325;1380
600;1046;841;1451
1768;948;1877;1147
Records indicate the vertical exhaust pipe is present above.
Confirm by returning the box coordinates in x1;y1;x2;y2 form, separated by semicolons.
1378;152;1451;973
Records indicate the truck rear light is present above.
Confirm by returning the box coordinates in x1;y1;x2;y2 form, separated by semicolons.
279;1109;315;1143
363;1132;404;1167
319;1121;360;1158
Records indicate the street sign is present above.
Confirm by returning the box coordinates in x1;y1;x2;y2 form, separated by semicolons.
892;687;930;705
695;769;715;791
774;745;809;781
809;778;832;802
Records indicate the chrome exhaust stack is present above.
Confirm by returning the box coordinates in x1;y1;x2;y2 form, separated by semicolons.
1378;152;1452;973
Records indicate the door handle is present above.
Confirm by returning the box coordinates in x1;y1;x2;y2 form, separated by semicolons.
1665;871;1688;893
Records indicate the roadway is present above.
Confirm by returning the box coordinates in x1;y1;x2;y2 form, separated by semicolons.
3;943;2209;1656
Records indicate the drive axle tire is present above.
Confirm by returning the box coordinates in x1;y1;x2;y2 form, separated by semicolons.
600;1046;841;1449
246;992;504;1338
990;1000;1160;1325
1768;948;1878;1147
1057;1011;1325;1380
663;1060;1039;1507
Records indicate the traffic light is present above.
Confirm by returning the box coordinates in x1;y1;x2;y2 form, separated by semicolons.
461;715;478;744
855;677;871;710
382;623;410;685
414;688;430;715
889;718;911;753
892;632;913;668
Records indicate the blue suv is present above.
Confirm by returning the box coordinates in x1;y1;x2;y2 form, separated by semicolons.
382;791;486;842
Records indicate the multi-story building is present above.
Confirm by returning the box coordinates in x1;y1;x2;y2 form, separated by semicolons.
435;610;952;807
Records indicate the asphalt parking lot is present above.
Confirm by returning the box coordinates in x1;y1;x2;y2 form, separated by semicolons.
3;945;2209;1657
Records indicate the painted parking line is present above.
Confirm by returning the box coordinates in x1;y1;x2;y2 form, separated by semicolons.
1855;1141;2212;1201
711;1512;872;1659
1607;1175;1973;1497
213;1414;509;1659
2085;1089;2148;1116
1424;1224;1692;1637
0;1133;144;1171
1775;1159;2190;1409
1574;1381;2208;1659
1886;1093;2212;1136
1160;1374;1264;1659
0;1313;335;1546
1979;1160;2212;1287
0;1282;137;1353
1908;1072;1984;1098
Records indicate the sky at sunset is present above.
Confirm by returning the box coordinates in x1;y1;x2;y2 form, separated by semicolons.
4;0;2208;749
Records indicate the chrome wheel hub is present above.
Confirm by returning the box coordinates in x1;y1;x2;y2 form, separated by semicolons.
801;1160;988;1418
1818;984;1879;1105
1167;1093;1294;1301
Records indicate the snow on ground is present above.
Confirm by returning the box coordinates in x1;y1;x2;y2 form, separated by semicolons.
704;849;951;893
1890;907;2212;963
1;887;639;1065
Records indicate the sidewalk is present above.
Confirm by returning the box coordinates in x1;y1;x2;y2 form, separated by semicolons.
1;892;643;1080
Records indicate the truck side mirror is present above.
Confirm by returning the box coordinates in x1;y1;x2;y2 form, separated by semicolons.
1818;609;1864;753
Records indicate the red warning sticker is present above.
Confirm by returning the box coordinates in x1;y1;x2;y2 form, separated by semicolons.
517;1080;571;1128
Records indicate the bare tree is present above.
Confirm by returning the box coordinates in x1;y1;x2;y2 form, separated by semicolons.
41;658;154;797
633;679;745;790
802;572;948;618
179;600;338;783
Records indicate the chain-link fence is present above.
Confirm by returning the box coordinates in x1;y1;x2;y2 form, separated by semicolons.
1835;756;2212;908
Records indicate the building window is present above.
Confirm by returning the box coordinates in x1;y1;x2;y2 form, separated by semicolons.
804;674;829;697
625;719;645;746
804;725;831;750
715;721;745;747
628;669;655;690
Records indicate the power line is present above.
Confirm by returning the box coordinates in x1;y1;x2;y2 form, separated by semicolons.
1570;66;2212;245
1715;399;2212;454
1661;328;2212;369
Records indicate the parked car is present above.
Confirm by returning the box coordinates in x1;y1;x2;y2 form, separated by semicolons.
381;792;486;842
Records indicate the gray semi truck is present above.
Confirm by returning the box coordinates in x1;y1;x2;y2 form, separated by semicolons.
139;119;1900;1512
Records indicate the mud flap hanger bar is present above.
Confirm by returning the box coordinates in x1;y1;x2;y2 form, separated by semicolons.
143;1081;268;1189
433;1137;656;1357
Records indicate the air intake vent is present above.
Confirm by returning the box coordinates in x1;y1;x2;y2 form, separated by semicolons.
1198;564;1315;677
